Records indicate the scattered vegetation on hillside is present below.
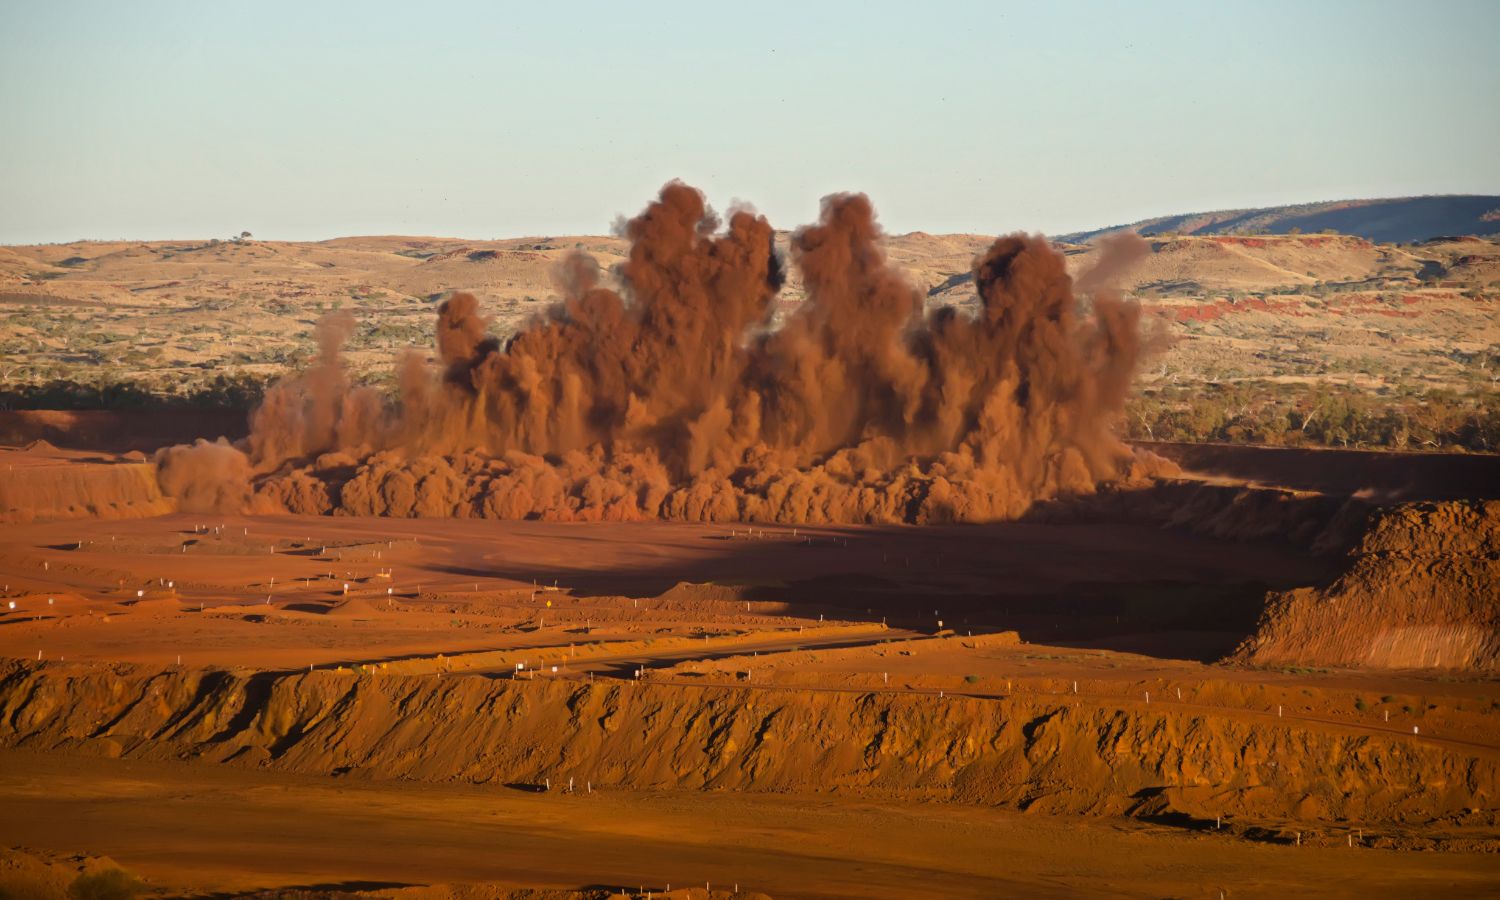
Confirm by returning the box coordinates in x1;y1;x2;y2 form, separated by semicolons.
2;232;1496;454
0;372;271;411
1127;382;1500;452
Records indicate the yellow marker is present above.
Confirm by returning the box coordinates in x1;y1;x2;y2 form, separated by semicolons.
546;600;552;608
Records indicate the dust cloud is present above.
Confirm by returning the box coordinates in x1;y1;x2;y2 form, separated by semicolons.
155;181;1171;523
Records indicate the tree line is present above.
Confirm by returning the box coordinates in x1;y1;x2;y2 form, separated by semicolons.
1127;382;1500;453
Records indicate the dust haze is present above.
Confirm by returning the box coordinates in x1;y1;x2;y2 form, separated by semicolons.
157;182;1171;522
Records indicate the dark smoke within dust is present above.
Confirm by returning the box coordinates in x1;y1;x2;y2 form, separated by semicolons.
157;182;1173;522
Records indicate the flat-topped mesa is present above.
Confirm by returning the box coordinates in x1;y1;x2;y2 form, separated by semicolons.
0;446;171;524
1231;500;1500;671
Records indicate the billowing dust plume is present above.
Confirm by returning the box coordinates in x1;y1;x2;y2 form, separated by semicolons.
156;181;1171;523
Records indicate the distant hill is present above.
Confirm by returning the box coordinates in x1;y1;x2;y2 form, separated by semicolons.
1059;195;1500;245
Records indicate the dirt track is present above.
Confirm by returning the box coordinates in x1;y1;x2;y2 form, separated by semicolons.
1;751;1495;899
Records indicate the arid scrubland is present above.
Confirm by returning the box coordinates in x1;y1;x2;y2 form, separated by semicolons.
3;230;1495;449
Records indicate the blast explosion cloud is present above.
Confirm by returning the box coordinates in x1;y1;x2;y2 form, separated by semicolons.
156;181;1173;524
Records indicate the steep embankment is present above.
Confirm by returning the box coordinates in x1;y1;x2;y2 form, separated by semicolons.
1143;442;1500;504
1036;478;1373;554
0;660;1491;829
0;448;172;523
1234;501;1500;670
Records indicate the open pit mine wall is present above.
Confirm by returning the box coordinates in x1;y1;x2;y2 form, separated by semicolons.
1039;479;1375;553
0;660;1491;828
1234;500;1500;671
0;460;172;524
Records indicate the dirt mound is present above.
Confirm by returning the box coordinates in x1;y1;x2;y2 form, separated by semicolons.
0;846;138;900
654;582;758;604
1355;500;1500;556
114;596;184;616
327;596;384;617
1233;500;1500;670
0;660;1490;830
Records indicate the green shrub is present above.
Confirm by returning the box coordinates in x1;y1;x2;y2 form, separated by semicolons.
67;869;142;900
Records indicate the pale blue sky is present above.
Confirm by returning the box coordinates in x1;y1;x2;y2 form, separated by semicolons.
2;0;1497;244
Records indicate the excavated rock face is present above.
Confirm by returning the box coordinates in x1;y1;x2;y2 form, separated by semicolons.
0;457;173;523
1232;500;1500;671
0;660;1493;830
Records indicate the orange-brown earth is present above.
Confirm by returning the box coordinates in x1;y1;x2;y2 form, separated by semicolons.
4;191;1496;898
3;202;1499;898
1235;500;1500;671
0;434;1498;896
2;752;1498;900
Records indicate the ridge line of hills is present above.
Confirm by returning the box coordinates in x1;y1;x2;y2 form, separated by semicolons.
8;194;1500;252
1056;194;1500;245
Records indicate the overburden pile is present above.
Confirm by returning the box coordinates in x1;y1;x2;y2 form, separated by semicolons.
156;182;1172;524
1234;500;1500;670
